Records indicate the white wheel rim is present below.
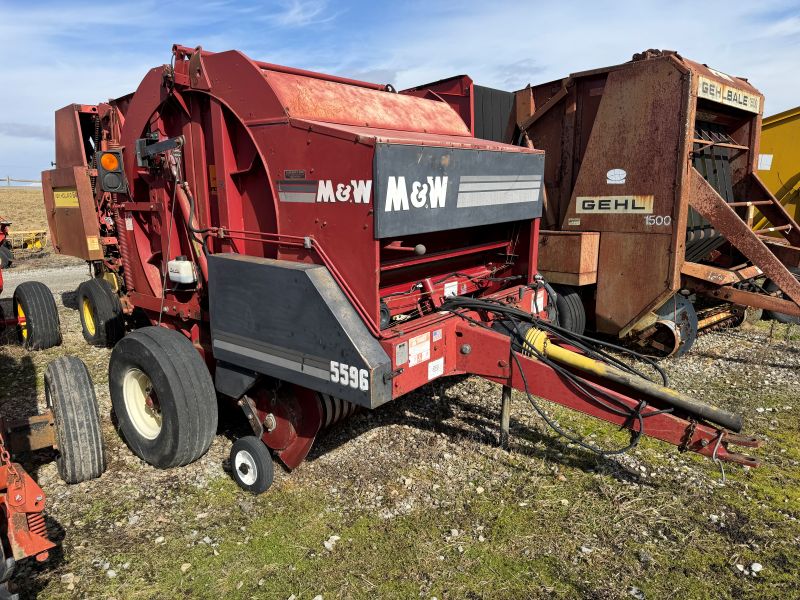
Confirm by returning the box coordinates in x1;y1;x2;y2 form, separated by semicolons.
123;368;162;440
234;449;258;486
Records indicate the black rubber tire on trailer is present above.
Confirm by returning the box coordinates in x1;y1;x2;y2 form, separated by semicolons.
109;326;218;469
77;277;125;347
12;281;61;350
552;284;586;336
230;436;274;495
44;356;106;484
763;267;800;324
0;244;12;269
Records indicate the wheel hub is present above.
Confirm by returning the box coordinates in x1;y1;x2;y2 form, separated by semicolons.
234;450;258;486
122;368;162;440
82;297;96;336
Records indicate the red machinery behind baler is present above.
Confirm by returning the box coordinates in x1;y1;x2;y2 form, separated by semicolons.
42;45;758;493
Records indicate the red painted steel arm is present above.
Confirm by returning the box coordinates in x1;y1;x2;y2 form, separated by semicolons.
454;322;760;466
0;464;54;563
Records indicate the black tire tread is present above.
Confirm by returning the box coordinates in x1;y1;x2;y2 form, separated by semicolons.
553;284;586;336
13;281;61;349
0;244;12;269
110;327;218;468
45;357;106;484
77;278;125;347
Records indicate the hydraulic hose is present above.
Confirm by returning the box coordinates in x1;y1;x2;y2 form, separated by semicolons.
522;327;743;432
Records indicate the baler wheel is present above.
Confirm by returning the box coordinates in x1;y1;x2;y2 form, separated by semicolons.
109;327;218;469
763;267;800;324
12;281;61;350
77;278;125;347
230;436;274;495
552;285;586;335
45;357;107;484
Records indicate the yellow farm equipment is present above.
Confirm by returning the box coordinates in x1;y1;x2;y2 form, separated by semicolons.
6;230;48;252
756;106;800;230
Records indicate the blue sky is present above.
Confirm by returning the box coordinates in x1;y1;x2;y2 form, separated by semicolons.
0;0;798;181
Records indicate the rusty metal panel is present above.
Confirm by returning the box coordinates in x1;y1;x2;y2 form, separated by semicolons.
42;166;103;261
3;413;56;454
595;232;674;335
562;58;689;235
538;231;599;275
265;70;471;136
54;105;90;168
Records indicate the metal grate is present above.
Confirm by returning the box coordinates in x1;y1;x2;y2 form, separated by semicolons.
686;122;737;262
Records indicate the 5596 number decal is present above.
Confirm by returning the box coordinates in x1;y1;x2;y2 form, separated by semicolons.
330;361;369;391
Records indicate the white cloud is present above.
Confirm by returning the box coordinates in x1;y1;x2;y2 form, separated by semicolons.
270;0;333;26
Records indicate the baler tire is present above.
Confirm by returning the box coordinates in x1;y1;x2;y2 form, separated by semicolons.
0;244;12;269
77;278;125;347
45;357;106;484
763;268;800;324
230;436;274;495
552;285;586;336
109;326;218;469
12;281;62;350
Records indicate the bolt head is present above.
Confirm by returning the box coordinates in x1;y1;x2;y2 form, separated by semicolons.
460;344;472;355
263;413;277;432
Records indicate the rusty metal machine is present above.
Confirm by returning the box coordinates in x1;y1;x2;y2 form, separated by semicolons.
407;50;800;355
42;45;759;494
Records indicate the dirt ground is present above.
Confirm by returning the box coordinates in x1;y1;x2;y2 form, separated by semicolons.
0;190;799;599
0;188;50;231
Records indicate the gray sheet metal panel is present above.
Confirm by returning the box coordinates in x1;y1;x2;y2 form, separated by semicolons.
474;85;515;142
208;254;392;409
373;144;544;238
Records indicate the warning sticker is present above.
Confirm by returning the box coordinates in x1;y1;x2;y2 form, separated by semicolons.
208;165;218;193
428;357;444;380
758;154;773;171
54;187;79;208
408;332;431;367
443;281;458;298
86;236;100;251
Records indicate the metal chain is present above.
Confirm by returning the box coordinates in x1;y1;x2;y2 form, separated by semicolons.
0;428;20;479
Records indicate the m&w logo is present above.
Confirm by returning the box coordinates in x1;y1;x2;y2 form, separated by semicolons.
316;180;372;203
384;176;448;212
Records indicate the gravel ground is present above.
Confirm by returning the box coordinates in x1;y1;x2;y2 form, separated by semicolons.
1;260;88;296
0;266;798;599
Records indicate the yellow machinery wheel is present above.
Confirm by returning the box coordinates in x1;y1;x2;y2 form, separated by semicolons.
12;281;61;350
82;296;97;337
76;277;124;347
